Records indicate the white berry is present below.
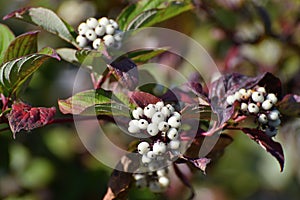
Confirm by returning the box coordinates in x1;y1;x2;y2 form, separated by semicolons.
76;35;88;48
262;99;273;110
169;140;180;149
147;123;159;136
109;19;119;29
155;101;164;111
234;91;242;101
251;91;264;103
85;29;97;41
166;104;175;113
128;125;140;134
138;119;149;130
144;104;156;118
132;107;143;119
92;38;101;49
77;22;89;35
167;128;179;140
86;17;98;29
105;24;115;35
129;119;139;127
161;106;171;117
95;25;106;36
248;103;259;114
267;93;278;104
152;112;165;124
258;113;268;124
142;154;152;164
172;112;181;119
158;121;169;132
158;176;170;188
157;169;167;177
103;34;115;47
240;102;248;112
239;88;246;95
167;116;181;128
98;17;109;26
256;87;266;94
147;151;156;159
133;174;145;181
226;95;236;105
268;110;280;120
113;31;123;42
137;142;150;155
153;142;167;155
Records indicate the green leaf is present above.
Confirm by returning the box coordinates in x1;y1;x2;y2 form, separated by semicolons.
58;89;130;116
117;0;193;30
127;48;167;63
3;7;77;47
0;47;60;97
56;48;79;64
0;23;15;64
3;31;39;63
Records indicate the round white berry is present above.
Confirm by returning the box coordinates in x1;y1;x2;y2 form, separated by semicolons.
105;24;115;35
167;128;179;140
167;116;181;128
137;142;150;154
172;112;181;119
92;38;101;49
239;88;247;95
133;174;145;181
132;107;143;119
147;151;156;159
86;17;98;29
158;176;170;188
155;101;164;111
77;22;89;35
153;142;167;155
95;25;106;36
248;103;259;114
158;121;169;132
265;127;278;137
152;112;165;124
268;119;281;127
226;95;236;105
241;90;252;100
76;35;88;48
166;104;175;113
262;99;273;110
128;124;140;134
109;19;119;29
256;87;266;94
144;104;156;118
169;140;180;150
138;119;149;130
147;123;159;136
251;91;264;103
156;169;167;177
258;113;268;124
103;34;115;47
85;29;97;41
161;106;171;117
129;119;139;127
240;102;248;112
142;154;152;164
268;110;280;120
98;17;109;26
267;93;278;104
113;31;123;42
234;91;242;102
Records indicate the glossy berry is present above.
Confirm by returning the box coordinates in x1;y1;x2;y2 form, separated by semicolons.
258;114;268;124
169;140;180;149
105;24;115;35
85;29;97;41
248;103;259;114
144;104;156;118
158;176;170;187
226;95;235;105
172;112;181;119
262;99;273;110
267;93;278;104
161;106;171;117
251;91;264;103
239;88;246;95
77;22;89;35
155;101;164;111
98;17;109;26
86;17;98;28
147;123;159;136
95;25;106;36
158;121;169;132
147;151;156;159
268;110;280;120
152;112;165;124
132;107;143;119
167;116;181;128
92;38;101;49
240;102;248;112
103;34;115;47
137;142;150;154
109;19;119;29
76;35;88;47
166;104;175;113
153;142;167;155
138;119;149;130
256;87;266;94
167;128;178;140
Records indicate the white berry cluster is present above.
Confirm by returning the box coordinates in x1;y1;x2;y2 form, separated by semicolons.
75;17;123;49
133;168;170;193
226;86;281;137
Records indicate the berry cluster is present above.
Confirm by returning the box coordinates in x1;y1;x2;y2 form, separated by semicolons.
133;168;170;192
226;86;281;137
76;17;123;49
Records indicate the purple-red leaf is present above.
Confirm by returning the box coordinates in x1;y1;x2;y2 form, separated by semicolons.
241;128;284;171
277;94;300;117
129;91;161;107
7;102;56;138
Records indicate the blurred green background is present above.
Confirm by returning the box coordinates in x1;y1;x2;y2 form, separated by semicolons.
0;0;300;199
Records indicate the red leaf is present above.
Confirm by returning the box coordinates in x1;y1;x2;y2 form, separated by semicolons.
129;91;161;107
7;102;56;138
241;128;284;171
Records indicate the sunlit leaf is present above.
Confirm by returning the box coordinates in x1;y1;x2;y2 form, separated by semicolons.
0;23;15;64
127;48;167;63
